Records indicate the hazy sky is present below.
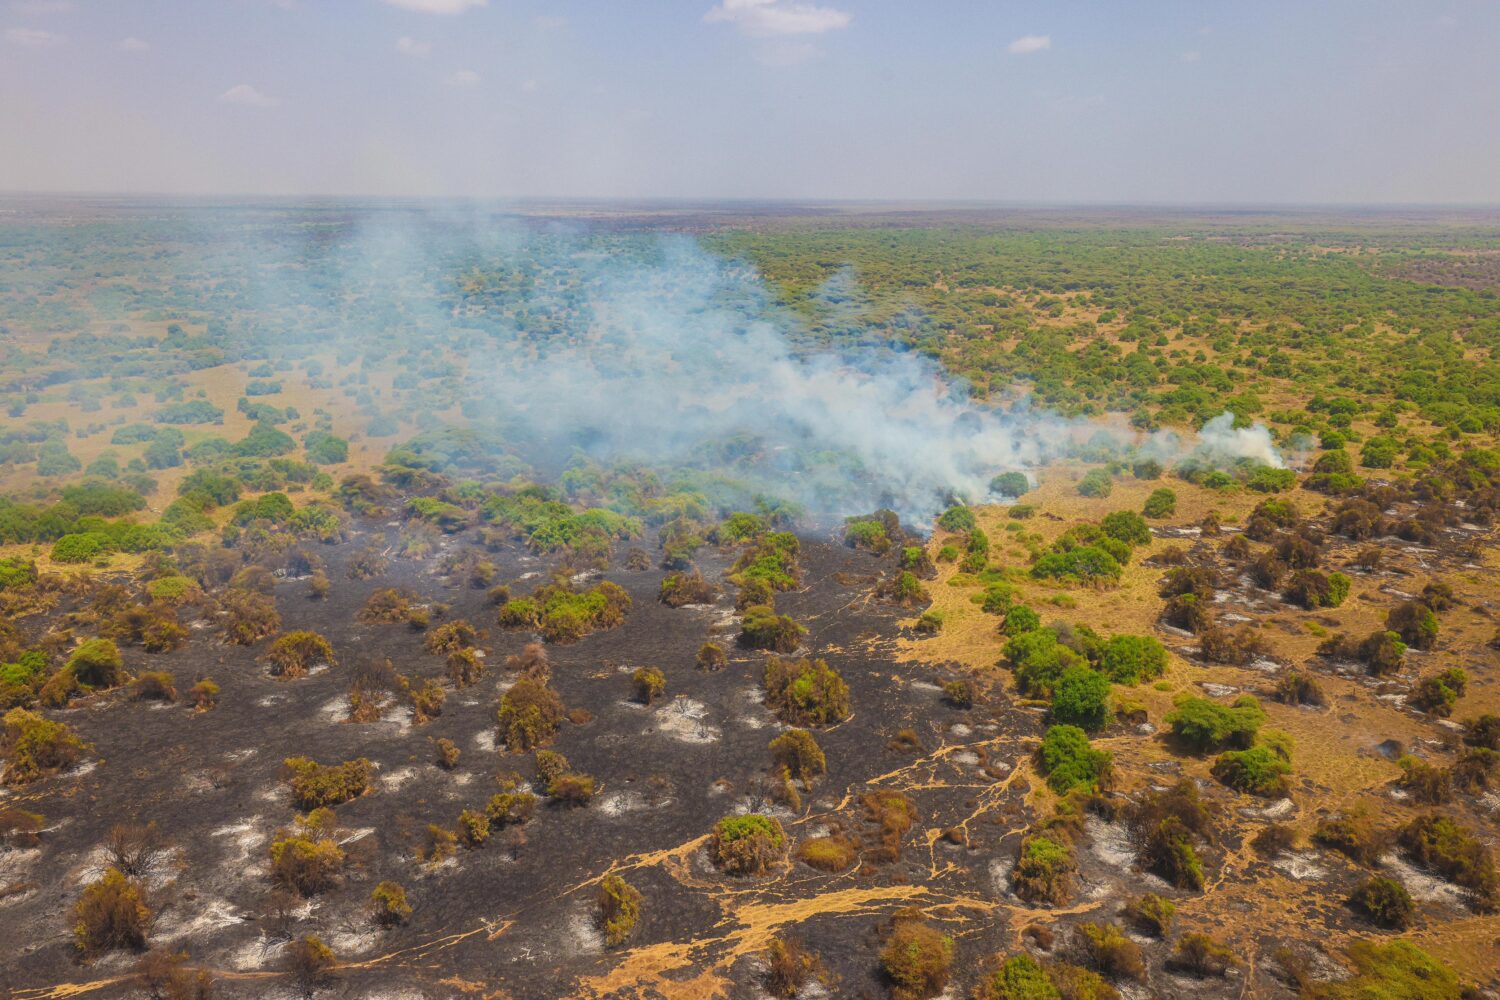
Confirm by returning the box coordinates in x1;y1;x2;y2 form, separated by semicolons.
2;0;1497;203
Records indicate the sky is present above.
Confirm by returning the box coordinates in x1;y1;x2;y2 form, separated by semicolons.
1;0;1497;203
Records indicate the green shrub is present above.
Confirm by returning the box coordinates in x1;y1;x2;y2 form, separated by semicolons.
991;472;1030;497
2;707;87;785
976;955;1058;1000
1077;469;1113;498
263;630;335;680
1097;635;1167;684
1100;511;1150;546
371;881;412;926
52;531;111;563
1050;667;1111;733
630;666;667;705
282;757;372;810
1001;605;1040;636
1038;725;1111;795
769;729;826;786
710;814;787;875
1304;941;1461;1000
1123;893;1175;937
1211;745;1292;796
1142;488;1177;518
1166;695;1264;751
739;605;806;652
937;506;976;533
496;677;563;751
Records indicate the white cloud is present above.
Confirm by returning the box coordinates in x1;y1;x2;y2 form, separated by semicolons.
118;36;150;51
532;15;566;30
1180;49;1201;63
521;78;538;93
704;0;851;38
1007;34;1050;55
219;84;279;108
382;0;486;13
446;68;480;88
5;26;61;46
395;35;431;56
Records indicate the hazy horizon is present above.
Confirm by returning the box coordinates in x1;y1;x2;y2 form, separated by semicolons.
3;0;1498;204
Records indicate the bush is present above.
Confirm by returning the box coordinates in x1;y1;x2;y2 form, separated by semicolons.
1129;782;1212;890
67;638;127;689
1123;893;1175;937
879;918;955;1000
1030;546;1122;587
937;506;976;533
1142;488;1177;518
189;679;219;711
269;833;345;895
992;472;1030;497
1313;809;1388;867
73;867;152;956
660;569;720;607
696;642;728;671
1349;876;1414;929
496;677;563;751
769;729;826;786
1283;570;1350;609
1075;922;1144;981
263;631;335;680
1002;605;1041;636
597;874;643;947
1050;667;1111;733
282;757;371;810
739;605;806;652
1387;600;1439;650
1212;745;1292;797
1077;469;1113;498
941;678;975;708
284;935;338;995
1275;670;1325;706
1304;940;1461;1000
2;707;87;785
710;814;787;875
129;671;177;703
1398;814;1497;910
1100;511;1150;546
1411;668;1467;717
1166;695;1264;751
631;666;666;705
797;835;857;872
976;955;1058;1000
1171;934;1236;978
1397;755;1452;805
763;657;850;726
371;881;412;926
1038;725;1112;795
1198;624;1265;666
1097;635;1166;684
765;937;823;998
548;771;596;805
1013;831;1077;905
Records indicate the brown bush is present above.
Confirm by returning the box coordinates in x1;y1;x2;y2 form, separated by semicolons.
424;620;478;655
631;666;667;705
504;642;551;680
135;947;213;999
284;935;338;996
105;822;171;878
218;590;280;645
1312;808;1389;867
262;631;335;680
434;737;460;769
269;833;346;895
659;569;720;607
496;677;563;751
1199;624;1264;666
282;757;371;810
188;679;219;711
1170;934;1237;978
696;642;728;672
765;936;824;998
1274;670;1325;707
129;671;178;703
879;916;954;1000
73;867;153;956
0;805;44;848
446;648;484;688
1074;922;1145;981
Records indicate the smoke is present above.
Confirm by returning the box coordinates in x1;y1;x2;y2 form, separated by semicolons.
165;206;1282;524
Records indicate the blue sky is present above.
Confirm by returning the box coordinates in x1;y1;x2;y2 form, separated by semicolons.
2;0;1497;202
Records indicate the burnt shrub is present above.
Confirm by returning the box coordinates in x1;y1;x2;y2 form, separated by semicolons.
218;590;280;645
1274;670;1325;707
1075;922;1145;981
659;570;720;607
1128;781;1213;890
1358;630;1408;675
862;790;918;864
446;648;484;688
1282;570;1351;609
129;671;177;703
263;631;335;680
548;771;596;805
456;809;489;847
630;666;666;705
1170;934;1236;978
596;874;642;947
73;867;152;956
941;678;975;708
763;657;850;726
1123;893;1175;937
486;786;537;827
134;947;212;999
1386;601;1439;650
1159;566;1215;600
424;620;478;655
284;935;338;996
1198;624;1265;666
371;881;412;927
710;814;787;875
1312;808;1389;867
496;677;563;751
1251;823;1297;858
1349;876;1414;929
769;728;826;786
696;642;728;672
1452;748;1498;795
188;679;219;711
105;822;170;878
505;642;551;680
269;833;345;895
1013;829;1078;905
879;916;955;1000
2;707;87;785
1464;714;1500;750
434;737;460;770
1397;814;1497;911
765;936;824;998
739;605;806;653
282;757;371;810
0;805;44;848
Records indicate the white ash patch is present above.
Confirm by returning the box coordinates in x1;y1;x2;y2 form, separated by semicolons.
212;820;265;865
1244;798;1296;820
256;693;290;709
948;723;973;738
909;679;943;693
1249;657;1282;673
1220;612;1254;623
156;896;244;941
598;790;655;817
951;750;981;767
327;926;380;956
227;934;280;971
1382;855;1468;906
318;695;350;723
567;908;604;953
1159;624;1193;638
743;686;766;705
1273;851;1327;880
1087;818;1135;870
654;698;721;744
225;748;258;762
0;846;41;886
472;730;497;752
380;767;417;791
1200;683;1239;698
988;857;1017;899
738;715;769;729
